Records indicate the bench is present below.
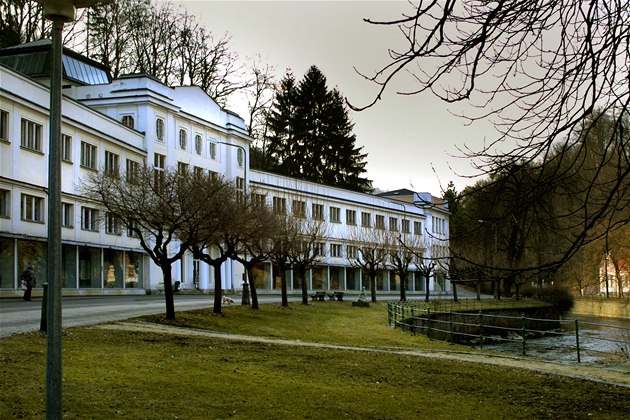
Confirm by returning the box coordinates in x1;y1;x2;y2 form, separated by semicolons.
310;291;327;301
334;291;345;301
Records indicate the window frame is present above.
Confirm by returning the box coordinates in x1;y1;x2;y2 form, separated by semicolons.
375;215;385;230
361;212;371;228
81;206;100;232
312;203;324;220
209;142;217;159
21;193;44;223
178;128;187;150
104;150;120;174
105;212;122;235
346;209;356;225
330;206;341;223
156;117;165;141
330;243;342;258
20;118;43;152
0;109;9;142
80;141;97;170
0;189;10;218
272;197;286;215
61;133;72;162
121;115;134;129
292;200;306;218
61;202;74;228
194;133;202;155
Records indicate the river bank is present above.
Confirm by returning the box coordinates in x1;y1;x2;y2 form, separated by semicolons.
572;297;630;319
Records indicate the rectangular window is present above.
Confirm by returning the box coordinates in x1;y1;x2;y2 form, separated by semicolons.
0;110;8;141
375;215;385;229
414;221;423;236
105;212;121;235
253;193;267;209
330;206;341;223
312;203;324;220
126;159;140;182
402;219;410;234
194;166;204;178
121;115;134;129
61;202;74;228
20;118;43;151
105;151;120;174
314;242;325;257
209;142;217;159
21;194;43;222
209;170;219;180
292;200;306;218
0;189;10;217
346;209;356;225
127;220;139;238
80;141;97;169
272;197;286;214
177;161;189;174
347;245;358;259
331;244;342;258
236;177;245;202
361;212;371;228
81;207;99;232
389;217;398;232
61;134;72;162
154;153;166;186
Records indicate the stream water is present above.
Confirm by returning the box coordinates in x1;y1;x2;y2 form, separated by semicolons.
480;314;630;363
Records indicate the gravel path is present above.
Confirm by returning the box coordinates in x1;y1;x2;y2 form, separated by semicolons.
95;321;630;389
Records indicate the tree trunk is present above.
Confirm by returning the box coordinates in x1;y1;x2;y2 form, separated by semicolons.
162;263;176;320
399;273;407;302
452;280;458;302
247;267;260;310
280;265;289;307
370;273;377;303
476;281;481;300
424;274;430;302
212;262;223;314
300;268;309;305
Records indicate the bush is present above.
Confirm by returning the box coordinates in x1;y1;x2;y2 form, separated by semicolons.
521;285;574;313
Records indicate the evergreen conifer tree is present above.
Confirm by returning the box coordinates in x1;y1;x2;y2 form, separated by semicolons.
266;66;372;192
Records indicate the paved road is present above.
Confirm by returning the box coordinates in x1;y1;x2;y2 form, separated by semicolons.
0;294;284;338
0;290;469;339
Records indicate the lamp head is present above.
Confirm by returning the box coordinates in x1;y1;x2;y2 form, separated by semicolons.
34;0;113;22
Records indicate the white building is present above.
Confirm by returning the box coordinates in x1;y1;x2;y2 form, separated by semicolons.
0;41;450;297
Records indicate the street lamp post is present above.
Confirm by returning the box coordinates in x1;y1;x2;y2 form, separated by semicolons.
34;1;109;418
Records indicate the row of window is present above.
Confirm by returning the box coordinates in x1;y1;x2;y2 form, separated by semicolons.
260;194;424;234
153;116;244;166
0;190;136;236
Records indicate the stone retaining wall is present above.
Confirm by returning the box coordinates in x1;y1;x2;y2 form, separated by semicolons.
572;298;630;319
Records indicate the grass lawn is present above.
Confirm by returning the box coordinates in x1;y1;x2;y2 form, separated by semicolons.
1;301;628;419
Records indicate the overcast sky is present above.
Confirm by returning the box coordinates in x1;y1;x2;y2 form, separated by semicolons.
180;0;495;196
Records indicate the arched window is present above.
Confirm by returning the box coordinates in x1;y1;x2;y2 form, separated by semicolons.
156;118;165;141
179;129;187;150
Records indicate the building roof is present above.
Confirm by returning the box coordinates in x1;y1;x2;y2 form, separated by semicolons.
0;39;111;86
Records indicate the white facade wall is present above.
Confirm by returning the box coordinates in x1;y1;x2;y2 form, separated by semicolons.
1;56;450;297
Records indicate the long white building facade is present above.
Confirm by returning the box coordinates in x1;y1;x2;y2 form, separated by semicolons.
0;41;450;297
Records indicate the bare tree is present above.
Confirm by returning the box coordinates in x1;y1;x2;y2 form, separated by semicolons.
388;230;424;301
81;166;228;320
350;229;391;303
289;219;328;305
230;191;277;310
268;213;302;307
355;2;630;277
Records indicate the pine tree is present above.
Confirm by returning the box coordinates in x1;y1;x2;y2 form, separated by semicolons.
266;66;372;192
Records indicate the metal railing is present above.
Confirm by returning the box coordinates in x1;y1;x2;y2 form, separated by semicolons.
388;301;630;363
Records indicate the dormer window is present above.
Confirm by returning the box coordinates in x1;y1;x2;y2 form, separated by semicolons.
121;115;134;129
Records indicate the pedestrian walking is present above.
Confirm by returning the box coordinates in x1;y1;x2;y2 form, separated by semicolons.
21;265;36;301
